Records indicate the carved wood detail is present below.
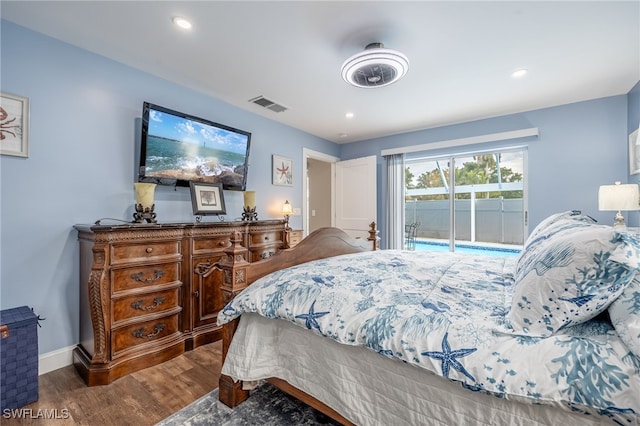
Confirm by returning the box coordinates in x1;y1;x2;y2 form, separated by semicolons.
92;228;185;243
87;269;107;363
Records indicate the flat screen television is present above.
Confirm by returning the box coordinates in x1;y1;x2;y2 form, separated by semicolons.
138;102;251;191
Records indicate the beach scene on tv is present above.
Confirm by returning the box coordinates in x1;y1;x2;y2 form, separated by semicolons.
143;108;250;189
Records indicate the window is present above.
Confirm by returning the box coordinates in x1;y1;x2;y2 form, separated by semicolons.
404;148;526;254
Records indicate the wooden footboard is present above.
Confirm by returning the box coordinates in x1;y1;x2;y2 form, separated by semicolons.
214;223;378;421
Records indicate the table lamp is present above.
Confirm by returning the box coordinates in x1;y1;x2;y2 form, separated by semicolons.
598;181;640;228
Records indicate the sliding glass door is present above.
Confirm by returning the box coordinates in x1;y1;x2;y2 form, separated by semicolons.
405;148;525;255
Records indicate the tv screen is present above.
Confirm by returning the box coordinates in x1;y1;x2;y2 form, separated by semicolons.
138;102;251;191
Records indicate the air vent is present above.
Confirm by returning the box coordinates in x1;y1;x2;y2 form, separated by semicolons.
249;96;288;113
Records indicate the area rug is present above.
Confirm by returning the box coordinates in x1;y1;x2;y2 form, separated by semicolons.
155;382;341;425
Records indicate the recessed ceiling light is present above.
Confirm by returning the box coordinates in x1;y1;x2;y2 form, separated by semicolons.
345;112;354;119
172;16;192;30
511;68;528;78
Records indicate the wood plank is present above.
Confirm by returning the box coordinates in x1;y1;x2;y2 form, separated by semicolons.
1;341;221;426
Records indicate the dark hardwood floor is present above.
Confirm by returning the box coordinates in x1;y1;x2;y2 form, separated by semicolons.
2;341;222;426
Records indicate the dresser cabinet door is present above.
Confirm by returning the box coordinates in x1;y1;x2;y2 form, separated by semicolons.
191;253;227;329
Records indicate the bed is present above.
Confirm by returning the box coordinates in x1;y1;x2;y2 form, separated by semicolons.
214;214;640;425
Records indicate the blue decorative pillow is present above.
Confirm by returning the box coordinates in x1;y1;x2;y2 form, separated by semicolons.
515;214;598;283
509;222;636;337
521;210;596;252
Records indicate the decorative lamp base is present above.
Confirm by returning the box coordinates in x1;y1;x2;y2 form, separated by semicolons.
133;204;157;224
613;210;626;228
242;206;258;222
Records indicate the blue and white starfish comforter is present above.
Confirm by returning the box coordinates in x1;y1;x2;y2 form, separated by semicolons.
218;250;640;424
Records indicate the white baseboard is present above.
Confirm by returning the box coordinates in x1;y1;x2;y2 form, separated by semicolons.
39;345;75;375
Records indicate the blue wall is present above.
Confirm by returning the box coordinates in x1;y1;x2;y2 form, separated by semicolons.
0;21;338;355
1;20;638;358
341;95;636;239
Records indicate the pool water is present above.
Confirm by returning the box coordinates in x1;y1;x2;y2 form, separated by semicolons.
414;240;521;257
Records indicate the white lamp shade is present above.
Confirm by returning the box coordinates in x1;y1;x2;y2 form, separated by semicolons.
598;182;640;211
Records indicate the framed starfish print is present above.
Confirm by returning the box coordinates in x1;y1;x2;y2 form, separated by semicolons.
272;154;293;186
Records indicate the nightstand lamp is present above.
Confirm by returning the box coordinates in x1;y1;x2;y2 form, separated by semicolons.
598;181;640;228
282;200;293;229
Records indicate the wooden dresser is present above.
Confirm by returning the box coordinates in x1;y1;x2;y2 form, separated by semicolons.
74;220;288;386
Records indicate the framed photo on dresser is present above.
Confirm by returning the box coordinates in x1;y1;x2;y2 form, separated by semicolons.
189;182;226;215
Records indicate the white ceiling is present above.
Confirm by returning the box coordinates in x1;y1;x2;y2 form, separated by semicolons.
2;1;639;144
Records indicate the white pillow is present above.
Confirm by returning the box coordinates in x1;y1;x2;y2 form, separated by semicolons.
509;222;635;337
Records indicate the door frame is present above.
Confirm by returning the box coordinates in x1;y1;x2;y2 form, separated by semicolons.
302;148;339;236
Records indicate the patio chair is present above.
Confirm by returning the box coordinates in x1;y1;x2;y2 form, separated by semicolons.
405;222;419;250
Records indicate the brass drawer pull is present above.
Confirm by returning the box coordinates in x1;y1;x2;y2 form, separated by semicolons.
132;323;165;339
146;247;153;253
260;250;275;259
131;297;165;311
131;269;165;283
219;241;226;246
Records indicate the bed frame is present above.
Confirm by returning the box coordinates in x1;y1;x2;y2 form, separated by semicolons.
211;223;379;424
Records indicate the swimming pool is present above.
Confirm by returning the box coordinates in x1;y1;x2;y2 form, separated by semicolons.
414;240;521;257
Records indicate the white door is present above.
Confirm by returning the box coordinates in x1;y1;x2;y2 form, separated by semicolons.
335;155;377;239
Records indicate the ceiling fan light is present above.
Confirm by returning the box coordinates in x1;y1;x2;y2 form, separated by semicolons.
341;44;409;88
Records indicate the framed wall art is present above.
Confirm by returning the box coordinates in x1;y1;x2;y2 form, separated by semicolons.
629;128;640;175
189;182;226;215
0;92;29;157
272;154;293;186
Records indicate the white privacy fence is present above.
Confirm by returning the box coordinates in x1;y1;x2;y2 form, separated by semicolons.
405;198;524;245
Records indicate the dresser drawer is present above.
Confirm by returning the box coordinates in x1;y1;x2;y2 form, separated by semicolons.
249;247;279;262
289;229;303;247
111;311;180;356
112;262;180;293
112;241;180;263
192;236;230;254
249;230;282;247
112;287;180;323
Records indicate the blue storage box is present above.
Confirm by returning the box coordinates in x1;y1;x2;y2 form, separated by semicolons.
1;306;39;411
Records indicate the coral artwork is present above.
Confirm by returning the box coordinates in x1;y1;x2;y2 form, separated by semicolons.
0;93;29;157
0;106;21;140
